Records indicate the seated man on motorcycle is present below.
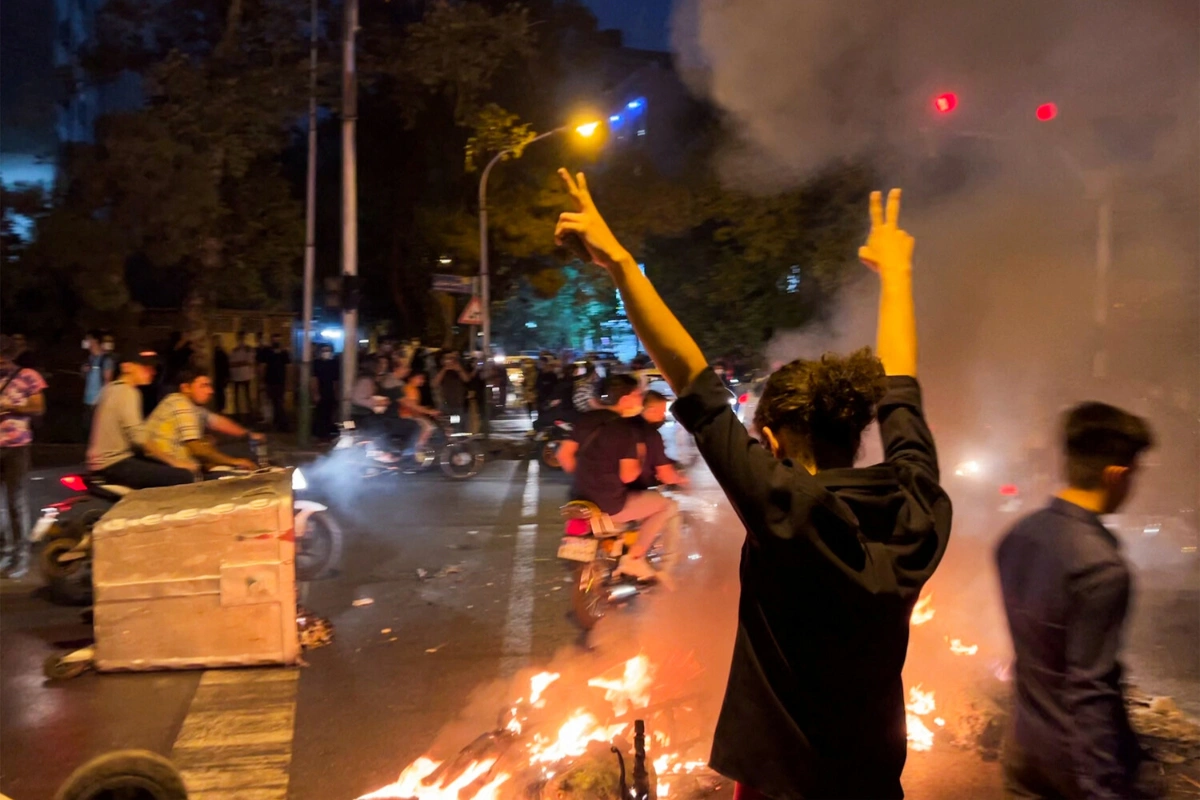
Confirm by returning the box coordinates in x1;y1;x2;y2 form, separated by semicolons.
350;357;420;451
87;349;197;488
629;390;688;490
399;372;438;451
144;367;263;474
557;374;677;582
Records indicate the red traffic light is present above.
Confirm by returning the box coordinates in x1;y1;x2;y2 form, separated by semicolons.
1035;102;1057;121
933;93;958;113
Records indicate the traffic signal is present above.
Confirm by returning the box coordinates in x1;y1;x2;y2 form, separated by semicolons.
933;93;957;113
1035;102;1057;121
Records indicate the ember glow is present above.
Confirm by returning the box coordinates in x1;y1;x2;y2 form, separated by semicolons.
904;685;938;752
910;594;935;625
946;637;979;656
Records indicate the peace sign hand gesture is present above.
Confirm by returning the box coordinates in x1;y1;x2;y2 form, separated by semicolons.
858;189;915;277
554;169;629;270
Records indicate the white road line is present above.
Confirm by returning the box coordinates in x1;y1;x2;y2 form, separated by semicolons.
171;668;299;800
521;460;539;518
502;463;540;675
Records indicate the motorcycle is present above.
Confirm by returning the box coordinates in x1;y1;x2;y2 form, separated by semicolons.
32;465;344;605
336;414;483;480
557;495;681;631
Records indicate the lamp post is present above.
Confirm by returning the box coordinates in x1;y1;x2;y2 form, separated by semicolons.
477;121;599;435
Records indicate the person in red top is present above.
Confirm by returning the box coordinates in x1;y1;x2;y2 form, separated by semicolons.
0;335;48;579
554;171;950;799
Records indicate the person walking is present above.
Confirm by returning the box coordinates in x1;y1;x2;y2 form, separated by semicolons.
211;335;231;414
229;332;257;422
996;403;1157;800
0;335;48;579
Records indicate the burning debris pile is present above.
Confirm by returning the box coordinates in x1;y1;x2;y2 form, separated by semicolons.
360;655;721;800
904;593;1200;771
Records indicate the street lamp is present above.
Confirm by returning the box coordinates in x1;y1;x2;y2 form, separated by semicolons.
476;119;598;436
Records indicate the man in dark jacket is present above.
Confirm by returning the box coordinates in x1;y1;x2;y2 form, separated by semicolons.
554;171;951;799
996;402;1156;800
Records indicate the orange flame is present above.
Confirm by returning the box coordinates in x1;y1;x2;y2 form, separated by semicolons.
947;637;979;656
910;594;935;626
529;672;561;707
905;685;937;752
528;711;628;764
587;654;654;717
359;757;511;800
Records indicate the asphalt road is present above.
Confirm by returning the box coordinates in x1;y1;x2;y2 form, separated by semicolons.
2;423;1197;800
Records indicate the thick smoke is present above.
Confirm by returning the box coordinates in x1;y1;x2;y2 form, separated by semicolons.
672;0;1199;518
666;0;1200;723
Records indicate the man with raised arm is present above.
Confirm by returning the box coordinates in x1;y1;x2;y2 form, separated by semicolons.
555;171;951;800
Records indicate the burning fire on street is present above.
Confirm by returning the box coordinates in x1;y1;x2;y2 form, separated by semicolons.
904;594;981;753
359;655;711;800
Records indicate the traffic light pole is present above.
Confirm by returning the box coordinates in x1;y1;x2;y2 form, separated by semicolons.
339;0;359;421
297;0;318;447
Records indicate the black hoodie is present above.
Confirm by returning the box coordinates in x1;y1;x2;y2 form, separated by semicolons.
673;369;952;800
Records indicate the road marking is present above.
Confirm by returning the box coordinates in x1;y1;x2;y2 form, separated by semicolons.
522;460;540;518
502;462;540;675
171;668;299;799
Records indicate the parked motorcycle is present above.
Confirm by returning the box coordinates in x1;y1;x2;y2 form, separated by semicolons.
33;466;343;605
336;415;483;480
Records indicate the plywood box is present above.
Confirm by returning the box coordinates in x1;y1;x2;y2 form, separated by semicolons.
92;471;300;671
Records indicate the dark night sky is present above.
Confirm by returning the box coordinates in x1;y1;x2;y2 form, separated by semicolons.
584;0;672;51
0;0;671;155
0;0;55;153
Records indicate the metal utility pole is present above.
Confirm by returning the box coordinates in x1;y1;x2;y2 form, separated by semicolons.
297;0;319;446
339;0;359;420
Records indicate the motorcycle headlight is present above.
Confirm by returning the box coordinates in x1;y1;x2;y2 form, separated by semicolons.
292;468;308;492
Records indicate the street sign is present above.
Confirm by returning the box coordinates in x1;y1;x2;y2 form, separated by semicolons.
432;274;475;294
458;296;483;326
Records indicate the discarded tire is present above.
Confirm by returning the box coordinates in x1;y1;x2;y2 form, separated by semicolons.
55;750;187;800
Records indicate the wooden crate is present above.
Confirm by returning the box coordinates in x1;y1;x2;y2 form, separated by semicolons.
92;471;300;671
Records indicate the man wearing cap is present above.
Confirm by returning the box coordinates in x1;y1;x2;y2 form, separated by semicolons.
87;348;196;489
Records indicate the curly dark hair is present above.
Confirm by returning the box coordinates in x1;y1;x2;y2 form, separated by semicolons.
753;347;887;469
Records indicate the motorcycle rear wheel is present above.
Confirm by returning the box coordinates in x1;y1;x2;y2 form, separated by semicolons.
40;538;93;606
440;441;482;480
296;511;344;581
572;549;610;630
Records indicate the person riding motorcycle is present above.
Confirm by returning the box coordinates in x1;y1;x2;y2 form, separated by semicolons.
87;349;196;489
629;390;688;491
398;372;438;451
349;356;420;451
144;367;264;474
557;374;677;583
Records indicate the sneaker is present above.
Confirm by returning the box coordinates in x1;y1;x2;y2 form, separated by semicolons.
616;554;658;583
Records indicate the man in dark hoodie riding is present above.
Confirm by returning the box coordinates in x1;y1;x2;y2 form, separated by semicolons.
555;172;952;800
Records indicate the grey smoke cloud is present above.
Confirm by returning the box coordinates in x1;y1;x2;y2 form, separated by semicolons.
671;0;1199;515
